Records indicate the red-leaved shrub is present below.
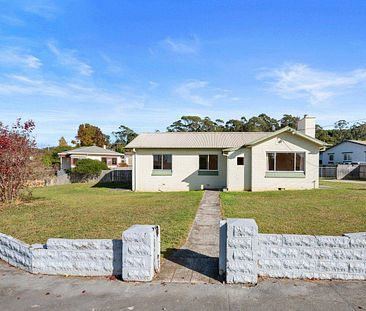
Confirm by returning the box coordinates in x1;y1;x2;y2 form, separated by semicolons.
0;119;36;203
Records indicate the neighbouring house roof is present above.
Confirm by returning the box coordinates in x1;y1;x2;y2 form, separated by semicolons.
58;146;123;156
347;140;366;146
125;127;328;149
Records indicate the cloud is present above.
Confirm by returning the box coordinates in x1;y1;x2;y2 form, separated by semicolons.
148;81;159;90
23;0;59;19
161;36;200;54
48;41;93;76
0;48;42;69
174;80;239;106
100;53;124;74
0;15;25;26
258;63;366;105
0;74;144;109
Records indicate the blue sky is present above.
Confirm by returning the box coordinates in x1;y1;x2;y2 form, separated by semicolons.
1;0;366;146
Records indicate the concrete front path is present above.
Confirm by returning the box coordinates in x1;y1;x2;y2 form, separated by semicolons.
156;190;222;284
1;261;365;311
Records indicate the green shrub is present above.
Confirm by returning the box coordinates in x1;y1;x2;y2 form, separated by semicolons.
73;159;108;176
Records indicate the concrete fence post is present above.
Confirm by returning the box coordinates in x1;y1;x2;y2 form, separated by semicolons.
226;218;258;284
122;225;160;282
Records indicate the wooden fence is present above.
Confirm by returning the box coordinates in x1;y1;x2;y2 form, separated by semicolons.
319;164;366;180
319;166;337;179
98;169;132;184
46;169;132;187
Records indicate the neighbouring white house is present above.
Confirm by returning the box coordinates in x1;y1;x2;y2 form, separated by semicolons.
58;146;128;170
125;116;328;192
320;140;366;165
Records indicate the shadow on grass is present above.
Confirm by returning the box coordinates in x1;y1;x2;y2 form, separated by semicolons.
162;248;222;282
92;182;132;190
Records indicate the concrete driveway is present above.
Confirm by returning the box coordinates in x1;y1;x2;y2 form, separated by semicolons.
1;261;365;311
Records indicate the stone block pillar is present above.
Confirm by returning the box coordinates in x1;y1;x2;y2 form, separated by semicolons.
122;225;160;282
226;218;258;284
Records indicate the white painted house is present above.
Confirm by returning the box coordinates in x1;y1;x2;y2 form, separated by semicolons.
58;146;127;170
126;116;327;192
320;140;366;165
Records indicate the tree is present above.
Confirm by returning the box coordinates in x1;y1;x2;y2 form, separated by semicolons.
165;114;365;147
225;117;248;131
112;125;138;145
280;114;300;129
167;116;225;132
58;136;69;147
350;122;366;141
42;145;73;168
245;114;279;132
75;123;107;147
0;119;36;203
73;158;108;176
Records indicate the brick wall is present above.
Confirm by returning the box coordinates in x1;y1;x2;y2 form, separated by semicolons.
220;219;366;284
0;225;159;281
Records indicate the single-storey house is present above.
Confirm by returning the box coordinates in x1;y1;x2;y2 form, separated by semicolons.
58;146;127;170
320;140;366;165
126;116;327;192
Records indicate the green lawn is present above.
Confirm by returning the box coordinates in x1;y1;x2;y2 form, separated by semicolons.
0;184;203;256
221;181;366;236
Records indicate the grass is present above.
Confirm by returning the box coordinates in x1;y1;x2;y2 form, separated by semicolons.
221;180;366;236
0;183;203;256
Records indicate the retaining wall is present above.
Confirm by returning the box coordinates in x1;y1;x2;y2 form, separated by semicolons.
220;219;366;284
0;225;159;281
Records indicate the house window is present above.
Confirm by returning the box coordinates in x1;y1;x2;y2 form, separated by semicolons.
153;154;172;170
328;153;334;164
101;157;107;164
267;152;305;171
112;158;117;165
343;153;352;162
199;155;218;170
237;157;244;166
72;158;79;166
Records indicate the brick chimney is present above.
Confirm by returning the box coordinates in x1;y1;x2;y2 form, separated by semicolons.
297;115;316;138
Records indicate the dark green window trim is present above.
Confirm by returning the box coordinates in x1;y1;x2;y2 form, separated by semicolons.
198;170;219;176
151;169;172;176
265;171;305;178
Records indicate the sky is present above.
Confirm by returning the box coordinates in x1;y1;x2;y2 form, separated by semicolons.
1;0;366;147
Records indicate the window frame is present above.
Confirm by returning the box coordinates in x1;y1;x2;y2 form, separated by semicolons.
343;152;352;162
199;154;219;171
266;152;306;172
328;153;334;164
153;154;172;171
237;157;244;166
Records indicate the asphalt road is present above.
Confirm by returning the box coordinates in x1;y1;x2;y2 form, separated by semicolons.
0;261;365;311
